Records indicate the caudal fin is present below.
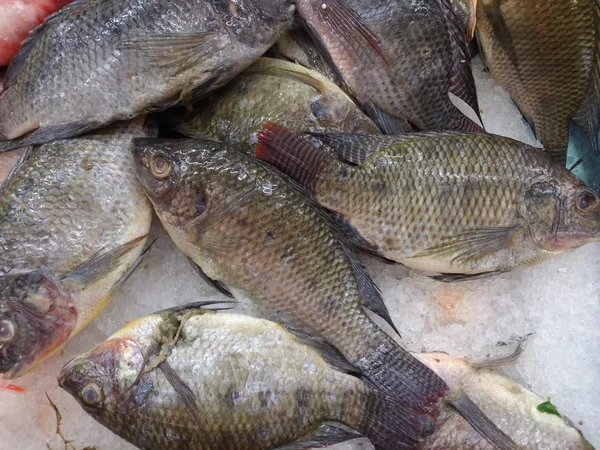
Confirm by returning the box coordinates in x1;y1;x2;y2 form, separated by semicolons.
357;386;426;450
255;122;333;191
356;335;517;450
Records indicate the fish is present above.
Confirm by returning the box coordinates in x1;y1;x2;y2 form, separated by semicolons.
417;351;595;449
162;57;380;151
255;124;600;279
274;28;340;81
0;0;73;66
0;122;153;379
292;0;482;134
475;0;600;164
59;305;419;450
0;0;295;153
130;137;517;449
0;149;24;186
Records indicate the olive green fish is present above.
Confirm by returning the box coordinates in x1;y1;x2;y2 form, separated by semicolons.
0;122;152;379
255;124;600;279
418;350;595;449
59;306;420;450
0;0;295;153
130;138;516;449
475;0;600;164
293;0;482;134
162;57;380;151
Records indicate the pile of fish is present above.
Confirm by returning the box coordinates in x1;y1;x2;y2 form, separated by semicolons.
0;0;598;449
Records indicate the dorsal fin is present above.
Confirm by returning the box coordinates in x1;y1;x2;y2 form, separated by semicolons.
3;0;86;91
284;325;360;374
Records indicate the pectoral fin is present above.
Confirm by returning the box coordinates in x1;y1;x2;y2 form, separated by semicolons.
275;424;362;450
411;226;519;265
362;102;414;135
62;234;148;286
159;361;201;424
187;257;233;298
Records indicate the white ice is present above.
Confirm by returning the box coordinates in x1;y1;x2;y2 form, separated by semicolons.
0;57;598;450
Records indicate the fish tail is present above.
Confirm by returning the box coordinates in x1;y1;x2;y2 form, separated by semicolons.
255;122;333;191
355;386;425;450
355;336;517;450
355;335;449;416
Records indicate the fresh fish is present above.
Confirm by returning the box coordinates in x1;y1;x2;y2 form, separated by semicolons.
274;28;339;81
59;305;417;450
0;0;73;66
0;123;152;379
255;124;600;279
0;0;295;152
417;351;595;449
162;57;380;151
293;0;482;134
130;138;516;449
475;0;600;164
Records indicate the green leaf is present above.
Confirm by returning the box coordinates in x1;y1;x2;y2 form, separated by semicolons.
537;398;562;418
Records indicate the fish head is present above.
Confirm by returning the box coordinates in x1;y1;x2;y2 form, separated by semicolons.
131;138;232;235
211;0;295;47
0;269;77;379
58;337;147;422
525;177;600;252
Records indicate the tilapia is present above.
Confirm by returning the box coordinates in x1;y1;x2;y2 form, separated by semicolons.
59;306;415;450
293;0;482;133
255;124;600;279
0;123;152;379
417;351;595;449
0;0;73;66
162;57;380;151
0;0;295;152
130;137;516;449
475;0;600;164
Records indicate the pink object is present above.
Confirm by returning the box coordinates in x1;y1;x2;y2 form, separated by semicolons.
0;0;73;66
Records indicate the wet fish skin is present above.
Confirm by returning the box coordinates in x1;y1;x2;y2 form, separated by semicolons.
255;125;600;276
475;0;598;164
0;0;295;151
293;0;481;133
59;308;416;450
417;352;595;450
163;57;380;150
0;128;152;379
130;138;518;450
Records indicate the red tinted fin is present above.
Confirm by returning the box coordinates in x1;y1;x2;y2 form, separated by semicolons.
2;383;27;393
256;122;333;191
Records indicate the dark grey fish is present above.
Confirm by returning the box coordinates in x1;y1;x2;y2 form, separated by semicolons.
0;0;295;152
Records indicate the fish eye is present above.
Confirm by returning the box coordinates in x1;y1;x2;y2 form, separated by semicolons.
0;320;14;343
149;155;172;180
575;189;597;212
81;383;103;407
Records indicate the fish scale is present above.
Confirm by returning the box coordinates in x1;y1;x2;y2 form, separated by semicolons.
0;0;295;151
293;0;481;133
255;125;600;278
476;0;597;163
59;310;408;450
